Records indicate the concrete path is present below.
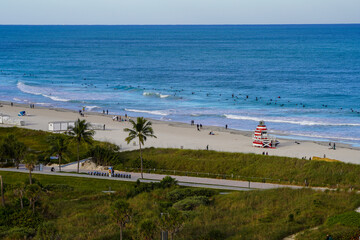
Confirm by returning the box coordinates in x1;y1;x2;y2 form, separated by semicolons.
0;166;325;191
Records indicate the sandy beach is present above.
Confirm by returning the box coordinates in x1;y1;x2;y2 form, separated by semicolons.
0;101;359;164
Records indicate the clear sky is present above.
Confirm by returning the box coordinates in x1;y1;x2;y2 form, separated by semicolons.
0;0;359;25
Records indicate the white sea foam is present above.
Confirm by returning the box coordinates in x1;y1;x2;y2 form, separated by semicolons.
224;114;360;127
125;108;168;116
85;105;100;111
17;82;70;102
143;92;170;98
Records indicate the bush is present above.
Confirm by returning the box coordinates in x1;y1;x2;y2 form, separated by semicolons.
167;188;216;202
10;209;43;228
159;176;178;188
173;196;210;211
326;211;360;227
0;227;35;240
43;184;74;192
205;229;226;240
35;221;60;240
129;157;157;169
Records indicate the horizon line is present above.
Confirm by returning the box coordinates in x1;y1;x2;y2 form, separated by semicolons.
0;23;360;26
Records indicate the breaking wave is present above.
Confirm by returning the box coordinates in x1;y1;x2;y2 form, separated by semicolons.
224;114;360;127
125;108;169;116
17;82;70;102
143;92;170;98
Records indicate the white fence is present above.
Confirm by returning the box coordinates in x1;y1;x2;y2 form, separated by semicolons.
0;114;25;126
48;121;105;132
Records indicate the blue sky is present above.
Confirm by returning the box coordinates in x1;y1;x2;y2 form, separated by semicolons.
0;0;359;25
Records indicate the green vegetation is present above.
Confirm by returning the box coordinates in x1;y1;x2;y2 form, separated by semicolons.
47;134;70;172
0;134;27;169
67;119;95;173
1;171;360;240
0;127;97;165
2;127;360;190
124;117;157;179
296;211;360;240
0;127;114;168
116;148;360;188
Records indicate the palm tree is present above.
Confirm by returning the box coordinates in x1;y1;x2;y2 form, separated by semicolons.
160;208;185;240
1;135;27;169
23;154;37;184
13;183;25;209
47;135;69;172
124;117;157;179
67;119;94;173
111;199;132;240
25;184;41;213
0;175;4;207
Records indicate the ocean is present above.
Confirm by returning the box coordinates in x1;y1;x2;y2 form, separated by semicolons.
0;25;359;146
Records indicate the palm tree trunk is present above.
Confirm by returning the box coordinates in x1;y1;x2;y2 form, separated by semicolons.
0;176;5;207
120;225;123;240
20;191;23;209
139;139;143;179
29;169;32;185
59;155;62;172
77;142;80;173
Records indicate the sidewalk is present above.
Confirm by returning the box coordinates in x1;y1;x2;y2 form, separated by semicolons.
0;166;322;191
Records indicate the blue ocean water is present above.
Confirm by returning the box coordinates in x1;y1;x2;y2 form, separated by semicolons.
0;25;360;146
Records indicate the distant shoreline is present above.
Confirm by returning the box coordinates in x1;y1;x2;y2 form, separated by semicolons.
1;100;358;150
1;100;359;164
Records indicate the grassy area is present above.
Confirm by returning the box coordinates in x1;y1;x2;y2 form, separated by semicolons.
296;211;360;240
116;148;360;188
1;171;360;240
2;127;360;189
0;127;102;163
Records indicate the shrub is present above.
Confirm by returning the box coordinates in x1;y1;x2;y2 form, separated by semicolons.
35;221;60;240
326;211;360;227
173;196;210;211
43;184;74;192
0;227;35;240
159;176;178;188
167;188;216;202
10;209;43;228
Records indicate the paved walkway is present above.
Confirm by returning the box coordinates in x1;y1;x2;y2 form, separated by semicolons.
0;166;326;192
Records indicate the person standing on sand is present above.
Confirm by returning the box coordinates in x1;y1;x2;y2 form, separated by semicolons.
225;124;228;129
206;145;209;150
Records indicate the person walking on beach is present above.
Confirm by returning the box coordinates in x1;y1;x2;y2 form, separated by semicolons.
197;124;200;131
333;143;336;150
106;109;108;115
225;124;228;129
206;145;209;150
